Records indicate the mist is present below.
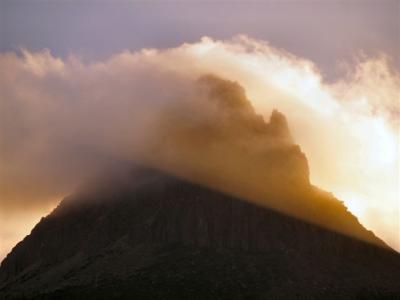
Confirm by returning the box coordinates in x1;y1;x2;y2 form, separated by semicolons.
0;36;399;258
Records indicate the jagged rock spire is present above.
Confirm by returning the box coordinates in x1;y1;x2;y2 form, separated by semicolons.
269;109;293;143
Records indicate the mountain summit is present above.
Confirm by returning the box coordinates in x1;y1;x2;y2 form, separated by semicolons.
1;77;399;299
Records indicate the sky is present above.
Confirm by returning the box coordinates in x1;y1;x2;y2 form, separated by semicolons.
1;0;399;77
0;0;399;261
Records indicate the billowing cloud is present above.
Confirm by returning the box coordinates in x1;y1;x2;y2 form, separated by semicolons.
0;36;399;258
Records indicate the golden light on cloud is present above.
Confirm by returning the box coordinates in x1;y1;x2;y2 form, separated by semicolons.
0;36;399;262
165;36;399;250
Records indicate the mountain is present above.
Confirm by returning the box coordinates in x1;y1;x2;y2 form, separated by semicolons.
1;76;399;299
0;167;399;299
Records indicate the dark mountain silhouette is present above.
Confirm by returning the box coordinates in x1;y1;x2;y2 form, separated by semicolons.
0;166;399;299
1;77;399;299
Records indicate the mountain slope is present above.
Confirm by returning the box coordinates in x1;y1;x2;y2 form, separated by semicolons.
0;167;399;299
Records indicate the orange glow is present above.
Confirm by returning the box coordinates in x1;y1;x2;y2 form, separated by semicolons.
0;36;398;258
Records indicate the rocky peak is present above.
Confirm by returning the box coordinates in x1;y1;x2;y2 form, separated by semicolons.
268;109;292;142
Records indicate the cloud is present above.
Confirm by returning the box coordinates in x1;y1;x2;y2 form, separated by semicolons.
0;36;399;255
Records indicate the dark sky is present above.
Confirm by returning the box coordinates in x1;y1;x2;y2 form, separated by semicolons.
1;0;399;79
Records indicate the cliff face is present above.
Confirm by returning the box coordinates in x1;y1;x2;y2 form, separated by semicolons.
1;168;399;299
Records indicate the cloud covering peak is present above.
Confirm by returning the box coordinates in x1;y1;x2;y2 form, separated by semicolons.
0;36;399;256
